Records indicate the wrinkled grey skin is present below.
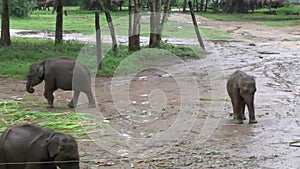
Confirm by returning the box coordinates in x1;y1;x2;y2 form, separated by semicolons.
227;71;257;124
0;124;79;169
44;0;56;12
265;0;288;8
26;56;96;108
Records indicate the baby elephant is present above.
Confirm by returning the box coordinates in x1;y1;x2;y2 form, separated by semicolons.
227;70;257;124
26;56;96;108
0;124;79;169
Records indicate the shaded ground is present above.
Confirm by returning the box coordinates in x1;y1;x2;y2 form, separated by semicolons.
1;13;300;168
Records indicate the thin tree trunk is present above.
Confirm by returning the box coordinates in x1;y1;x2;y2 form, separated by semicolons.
188;1;205;50
204;0;209;11
183;0;187;12
128;0;133;50
95;11;102;69
129;0;142;51
149;0;157;48
157;0;171;42
155;0;161;44
200;0;204;11
55;0;63;45
1;0;11;46
99;0;118;52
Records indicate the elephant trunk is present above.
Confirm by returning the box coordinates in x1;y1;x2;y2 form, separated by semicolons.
26;82;35;93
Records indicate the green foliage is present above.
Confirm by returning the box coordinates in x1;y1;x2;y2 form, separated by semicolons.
158;42;200;58
0;0;33;17
0;38;83;76
0;100;104;137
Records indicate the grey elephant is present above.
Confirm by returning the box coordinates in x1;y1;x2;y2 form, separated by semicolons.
227;70;257;124
0;124;79;169
26;56;96;108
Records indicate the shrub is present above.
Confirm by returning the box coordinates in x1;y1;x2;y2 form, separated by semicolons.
0;0;33;17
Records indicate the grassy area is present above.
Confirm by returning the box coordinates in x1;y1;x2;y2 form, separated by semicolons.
0;37;201;77
200;5;300;27
8;6;231;40
0;100;106;137
11;7;129;35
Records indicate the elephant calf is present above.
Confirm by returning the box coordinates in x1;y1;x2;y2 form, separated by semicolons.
0;124;79;169
227;70;257;124
26;56;96;108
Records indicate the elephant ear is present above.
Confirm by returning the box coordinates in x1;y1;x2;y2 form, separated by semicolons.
48;134;63;158
37;64;44;79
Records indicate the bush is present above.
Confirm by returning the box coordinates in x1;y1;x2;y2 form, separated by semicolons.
0;0;33;17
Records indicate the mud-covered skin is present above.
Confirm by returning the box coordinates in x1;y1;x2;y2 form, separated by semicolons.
227;70;257;124
26;56;96;108
0;124;79;169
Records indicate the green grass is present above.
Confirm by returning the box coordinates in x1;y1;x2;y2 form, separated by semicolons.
0;38;83;77
8;6;231;40
0;37;202;77
11;7;130;35
200;5;300;27
0;100;105;137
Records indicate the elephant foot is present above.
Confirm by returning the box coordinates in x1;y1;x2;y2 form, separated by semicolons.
46;104;54;108
242;117;247;120
87;104;96;108
68;103;75;108
234;119;243;124
249;119;258;124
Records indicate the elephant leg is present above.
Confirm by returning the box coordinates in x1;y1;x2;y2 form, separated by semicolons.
241;102;246;120
231;99;238;120
86;90;96;108
44;90;54;108
68;90;80;108
232;98;243;124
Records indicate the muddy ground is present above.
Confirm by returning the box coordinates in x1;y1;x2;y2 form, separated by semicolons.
1;13;300;168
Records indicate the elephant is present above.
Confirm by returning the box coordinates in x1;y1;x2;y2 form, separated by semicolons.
26;56;96;108
227;70;257;124
44;0;57;13
265;0;288;8
0;124;79;169
32;1;46;11
90;0;124;10
256;0;265;8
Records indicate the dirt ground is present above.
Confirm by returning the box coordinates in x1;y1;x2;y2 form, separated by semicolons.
2;13;300;168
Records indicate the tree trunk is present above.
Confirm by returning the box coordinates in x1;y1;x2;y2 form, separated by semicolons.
204;0;208;11
128;0;133;50
129;0;142;51
149;0;157;48
149;0;161;48
200;0;204;11
183;0;187;12
188;1;205;50
95;11;102;69
157;0;171;42
1;0;11;46
55;0;63;45
99;0;118;52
